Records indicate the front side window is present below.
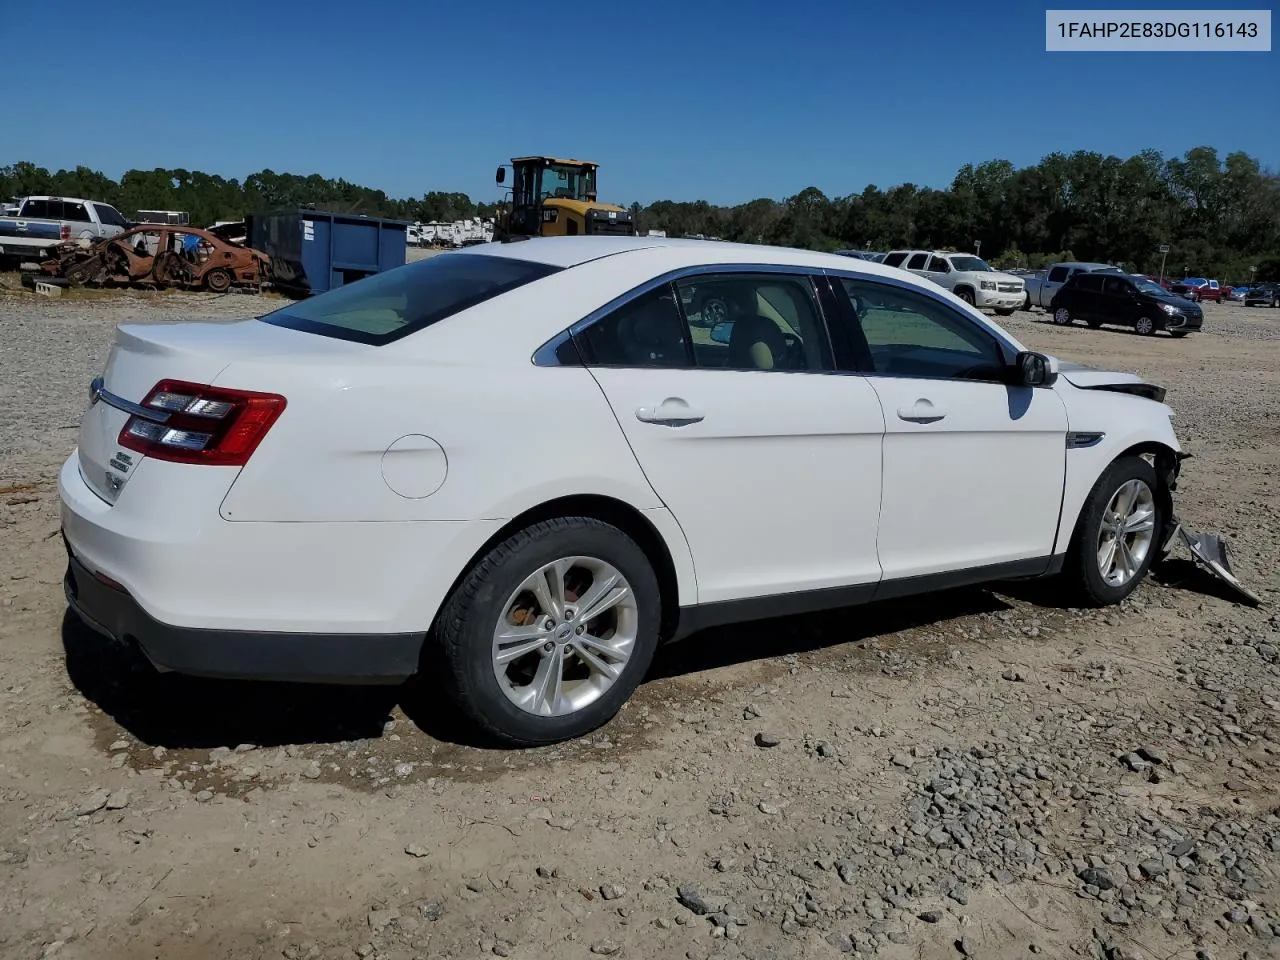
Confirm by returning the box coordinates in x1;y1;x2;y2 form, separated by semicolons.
92;203;129;228
926;256;951;273
575;285;689;367
1103;276;1132;296
839;278;1007;381
261;253;562;345
676;274;831;372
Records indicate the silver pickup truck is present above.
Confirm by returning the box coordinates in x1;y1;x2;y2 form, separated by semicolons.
1021;261;1123;310
0;196;130;262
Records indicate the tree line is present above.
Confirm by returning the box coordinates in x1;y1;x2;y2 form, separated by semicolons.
4;146;1277;281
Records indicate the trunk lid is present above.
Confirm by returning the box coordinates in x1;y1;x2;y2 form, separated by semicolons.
78;318;361;504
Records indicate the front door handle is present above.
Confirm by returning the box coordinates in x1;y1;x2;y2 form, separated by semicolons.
897;399;947;423
635;397;705;427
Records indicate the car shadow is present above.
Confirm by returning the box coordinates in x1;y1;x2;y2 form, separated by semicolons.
647;587;1013;680
62;610;401;751
1029;316;1187;339
63;587;1020;753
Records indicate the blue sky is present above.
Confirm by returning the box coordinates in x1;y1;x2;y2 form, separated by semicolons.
7;0;1277;205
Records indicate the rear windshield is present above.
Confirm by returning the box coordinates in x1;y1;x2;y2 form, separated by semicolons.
260;253;562;345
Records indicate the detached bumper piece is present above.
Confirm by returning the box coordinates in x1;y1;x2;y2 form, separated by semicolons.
62;546;424;685
1159;518;1262;607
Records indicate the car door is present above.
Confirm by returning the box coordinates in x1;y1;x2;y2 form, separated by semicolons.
1072;273;1107;321
829;274;1068;584
923;255;953;291
1100;275;1137;327
575;270;886;605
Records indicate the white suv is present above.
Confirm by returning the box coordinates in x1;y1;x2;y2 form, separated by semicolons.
883;250;1026;315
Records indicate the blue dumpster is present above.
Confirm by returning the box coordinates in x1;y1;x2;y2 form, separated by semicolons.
247;210;409;296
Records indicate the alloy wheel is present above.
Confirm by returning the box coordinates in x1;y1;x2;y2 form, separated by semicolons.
1096;479;1156;587
1053;307;1071;325
1134;317;1155;335
491;556;638;717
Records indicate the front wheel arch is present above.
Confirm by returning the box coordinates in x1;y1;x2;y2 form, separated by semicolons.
1114;441;1182;547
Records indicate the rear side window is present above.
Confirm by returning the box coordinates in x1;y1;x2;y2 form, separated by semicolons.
261;253;563;345
64;202;92;223
1075;274;1105;292
21;199;51;219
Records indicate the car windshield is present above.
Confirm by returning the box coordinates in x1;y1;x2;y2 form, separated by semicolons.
948;256;992;272
1132;278;1165;294
1182;277;1206;286
260;253;562;346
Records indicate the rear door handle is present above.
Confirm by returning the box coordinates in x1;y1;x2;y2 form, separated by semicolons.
635;397;705;427
897;399;947;423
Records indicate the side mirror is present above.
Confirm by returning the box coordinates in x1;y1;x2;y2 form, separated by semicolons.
495;166;506;185
1015;351;1057;387
710;321;734;345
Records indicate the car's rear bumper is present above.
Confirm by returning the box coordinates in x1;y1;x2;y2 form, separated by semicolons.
63;542;424;684
58;451;506;682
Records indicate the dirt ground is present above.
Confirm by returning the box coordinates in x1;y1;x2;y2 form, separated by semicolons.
1;285;1278;960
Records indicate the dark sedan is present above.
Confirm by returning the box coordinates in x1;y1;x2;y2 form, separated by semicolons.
1244;283;1280;308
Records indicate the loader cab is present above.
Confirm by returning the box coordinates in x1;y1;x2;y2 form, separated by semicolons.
496;156;630;238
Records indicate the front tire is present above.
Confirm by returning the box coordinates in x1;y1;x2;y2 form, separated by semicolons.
1134;316;1156;336
1059;456;1163;606
994;307;1015;316
956;289;976;306
434;517;661;746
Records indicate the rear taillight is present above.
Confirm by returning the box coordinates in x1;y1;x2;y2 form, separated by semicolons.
117;380;286;466
60;225;72;241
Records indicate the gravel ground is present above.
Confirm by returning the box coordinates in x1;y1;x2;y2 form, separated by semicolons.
1;283;1278;960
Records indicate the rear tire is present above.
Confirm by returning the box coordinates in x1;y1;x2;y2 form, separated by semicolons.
1058;456;1163;607
204;268;232;293
1052;307;1072;325
434;517;661;746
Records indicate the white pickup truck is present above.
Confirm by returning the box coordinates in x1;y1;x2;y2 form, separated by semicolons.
0;196;130;262
1021;261;1122;310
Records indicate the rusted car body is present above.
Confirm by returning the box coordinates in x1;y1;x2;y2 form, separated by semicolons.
41;225;270;292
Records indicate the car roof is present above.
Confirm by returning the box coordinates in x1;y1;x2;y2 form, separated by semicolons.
451;235;919;278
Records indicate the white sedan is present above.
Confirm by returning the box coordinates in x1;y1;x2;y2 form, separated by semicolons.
60;236;1184;745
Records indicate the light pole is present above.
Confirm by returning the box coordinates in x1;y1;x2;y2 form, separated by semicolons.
974;239;982;257
1158;243;1170;284
1250;265;1258;287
